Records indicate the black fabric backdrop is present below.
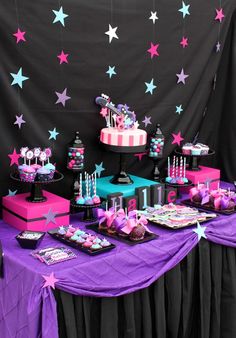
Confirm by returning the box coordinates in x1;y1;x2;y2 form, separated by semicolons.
1;1;236;200
54;240;236;338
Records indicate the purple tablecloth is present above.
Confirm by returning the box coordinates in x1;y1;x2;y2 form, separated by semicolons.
1;182;236;338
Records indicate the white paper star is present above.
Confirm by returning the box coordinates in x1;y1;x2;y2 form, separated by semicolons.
149;11;158;24
105;24;119;43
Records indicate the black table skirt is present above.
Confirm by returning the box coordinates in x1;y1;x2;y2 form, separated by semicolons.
54;239;236;338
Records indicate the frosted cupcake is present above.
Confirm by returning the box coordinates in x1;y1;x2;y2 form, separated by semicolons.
191;145;202;155
44;163;55;180
19;165;36;182
182;143;193;155
36;167;51;181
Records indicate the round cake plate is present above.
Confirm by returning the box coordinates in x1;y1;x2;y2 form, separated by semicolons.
101;142;147;185
175;148;215;171
70;198;106;222
160;178;193;198
10;171;64;203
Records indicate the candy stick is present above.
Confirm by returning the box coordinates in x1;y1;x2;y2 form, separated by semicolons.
198;181;200;189
94;173;97;196
106;201;108;211
206;181;209;190
168;157;170;177
88;174;91;197
79;173;82;197
183;157;186;178
179;157;183;178
217;182;220;191
176;157;179;177
85;172;89;197
171;156;176;178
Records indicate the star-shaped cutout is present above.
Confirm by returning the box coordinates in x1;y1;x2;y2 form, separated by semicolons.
106;66;117;78
13;28;26;44
43;208;57;225
172;131;184;146
48;127;59;140
142;116;152;127
215;8;225;23
10;67;29;88
193;222;207;241
145;78;157;95
149;11;158;24
105;24;119;43
8;148;21;166
94;162;105;178
176;105;183;115
42;272;59;289
133;121;140;129
180;37;188;48
7;189;17;196
55;88;71;107
178;1;190;18
134;152;147;161
100;107;108;117
52;6;68;27
14;114;26;129
216;41;221;52
57;50;69;64
147;42;159;59
176;68;189;84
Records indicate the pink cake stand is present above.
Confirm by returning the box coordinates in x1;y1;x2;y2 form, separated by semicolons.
10;171;64;203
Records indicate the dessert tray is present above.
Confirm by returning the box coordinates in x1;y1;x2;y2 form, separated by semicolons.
182;199;236;215
175;148;215;171
48;226;116;256
87;223;158;246
141;204;217;229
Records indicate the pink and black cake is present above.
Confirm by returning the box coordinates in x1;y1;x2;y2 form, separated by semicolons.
95;94;147;151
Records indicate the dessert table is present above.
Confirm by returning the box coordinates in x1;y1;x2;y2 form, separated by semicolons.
0;182;236;338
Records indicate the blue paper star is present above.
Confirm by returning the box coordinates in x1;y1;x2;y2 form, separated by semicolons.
193;222;207;241
176;105;183;114
52;6;68;26
43;208;57;225
106;66;116;78
48;127;59;140
178;1;190;18
94;162;105;178
145;79;157;95
10;68;29;88
7;189;17;196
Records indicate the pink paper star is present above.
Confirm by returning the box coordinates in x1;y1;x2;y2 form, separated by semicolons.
180;37;188;48
215;8;225;22
134;152;147;161
13;28;26;44
100;107;108;117
8;148;21;166
147;42;159;59
57;50;69;64
172;131;184;146
42;272;59;289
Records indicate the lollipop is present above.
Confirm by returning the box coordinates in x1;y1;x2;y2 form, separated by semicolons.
33;148;41;164
20;147;29;164
39;151;47;166
44;148;52;164
26;150;34;166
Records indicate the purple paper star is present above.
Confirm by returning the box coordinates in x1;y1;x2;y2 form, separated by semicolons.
43;208;57;225
142;116;152;127
55;88;71;107
14;114;26;129
216;41;221;52
176;68;189;84
42;272;59;289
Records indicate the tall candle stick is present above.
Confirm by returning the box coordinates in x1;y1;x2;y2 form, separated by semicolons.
80;173;82;197
176;157;179;177
168;157;170;177
171;156;176;177
179;156;183;178
183;157;186;178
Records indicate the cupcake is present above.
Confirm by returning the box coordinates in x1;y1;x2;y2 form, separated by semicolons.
82;240;92;248
19;165;36;182
100;238;111;247
129;224;146;241
44;163;55;180
91;243;102;250
76;236;86;245
182;143;193;155
191;145;202;155
58;226;66;235
36;167;51;182
195;143;209;155
31;164;42;171
70;234;79;241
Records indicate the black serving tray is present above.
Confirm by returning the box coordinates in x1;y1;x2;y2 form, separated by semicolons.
181;199;236;215
16;230;45;249
48;227;116;255
87;223;158;245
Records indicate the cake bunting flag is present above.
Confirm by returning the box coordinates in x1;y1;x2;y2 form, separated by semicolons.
42;272;59;289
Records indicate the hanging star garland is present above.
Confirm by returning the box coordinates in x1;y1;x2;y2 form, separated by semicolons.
94;162;105;177
147;42;159;59
145;79;157;95
42;272;59;289
57;50;69;64
10;68;29;88
8;148;21;166
142;116;152;127
149;11;158;24
52;6;68;27
175;105;183;115
106;66;117;78
55;88;71;107
48;128;59;140
105;24;119;43
172;131;184;146
176;68;189;84
180;37;188;48
14;114;26;129
215;8;225;23
178;2;190;18
13;28;26;44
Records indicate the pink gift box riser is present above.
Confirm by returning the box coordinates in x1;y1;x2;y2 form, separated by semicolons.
2;190;70;231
